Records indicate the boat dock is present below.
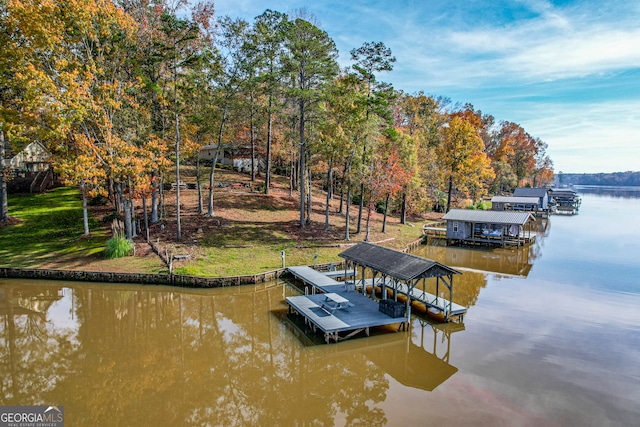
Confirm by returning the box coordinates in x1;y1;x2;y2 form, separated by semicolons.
286;266;408;343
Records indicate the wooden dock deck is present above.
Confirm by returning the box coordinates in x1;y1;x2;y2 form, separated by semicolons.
288;266;341;291
286;266;408;343
288;265;467;321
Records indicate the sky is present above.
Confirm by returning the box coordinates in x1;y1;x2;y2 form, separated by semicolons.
211;0;640;174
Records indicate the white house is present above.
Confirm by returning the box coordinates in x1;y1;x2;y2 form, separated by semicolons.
9;141;51;172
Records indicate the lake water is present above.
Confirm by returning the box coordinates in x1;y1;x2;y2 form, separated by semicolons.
1;188;639;426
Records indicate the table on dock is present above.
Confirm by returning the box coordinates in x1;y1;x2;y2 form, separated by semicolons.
319;293;354;314
286;266;408;343
286;291;407;343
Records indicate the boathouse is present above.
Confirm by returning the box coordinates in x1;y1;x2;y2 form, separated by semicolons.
338;242;465;322
441;209;536;246
513;187;550;211
490;196;540;213
285;243;466;343
550;188;581;213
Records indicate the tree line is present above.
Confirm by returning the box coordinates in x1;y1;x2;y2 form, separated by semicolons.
557;172;640;187
0;0;554;242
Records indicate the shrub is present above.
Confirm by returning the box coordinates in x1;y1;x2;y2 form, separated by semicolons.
105;236;134;259
105;219;133;258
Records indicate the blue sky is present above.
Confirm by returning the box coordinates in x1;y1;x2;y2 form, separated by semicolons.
212;0;640;173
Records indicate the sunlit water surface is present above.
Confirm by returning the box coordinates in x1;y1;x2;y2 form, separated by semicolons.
1;188;639;426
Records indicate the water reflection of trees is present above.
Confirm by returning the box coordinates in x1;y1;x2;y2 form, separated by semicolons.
413;231;550;309
574;186;640;199
0;285;69;405
1;281;394;426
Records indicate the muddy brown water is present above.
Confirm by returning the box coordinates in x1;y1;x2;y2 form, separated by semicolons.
1;188;639;426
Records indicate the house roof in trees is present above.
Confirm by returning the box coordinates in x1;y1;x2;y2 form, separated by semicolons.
442;209;535;226
338;242;459;282
8;141;50;169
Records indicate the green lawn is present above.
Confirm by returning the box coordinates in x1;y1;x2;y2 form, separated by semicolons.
0;187;108;268
173;220;423;277
1;184;426;277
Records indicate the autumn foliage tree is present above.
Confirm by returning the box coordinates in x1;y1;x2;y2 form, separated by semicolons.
437;115;494;212
364;142;413;241
1;2;560;245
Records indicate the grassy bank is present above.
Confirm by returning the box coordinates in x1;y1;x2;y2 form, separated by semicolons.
0;187;165;273
0;188;104;266
1;171;429;277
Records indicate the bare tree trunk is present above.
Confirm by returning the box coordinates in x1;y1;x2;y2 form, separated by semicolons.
299;100;306;228
129;178;137;238
400;192;407;225
207;149;221;217
365;201;372;242
344;181;351;241
356;183;365;233
289;153;296;197
124;198;133;240
0;129;8;222
382;193;390;233
208;107;227;217
142;190;149;242
174;52;182;241
115;181;123;214
81;180;90;236
151;171;159;223
250;94;256;182
196;153;203;214
338;162;347;214
306;157;312;225
324;164;332;231
446;174;453;212
160;173;165;221
265;95;273;194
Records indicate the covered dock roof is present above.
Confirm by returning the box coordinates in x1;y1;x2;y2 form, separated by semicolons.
513;187;549;198
490;196;540;205
442;209;535;226
338;242;460;281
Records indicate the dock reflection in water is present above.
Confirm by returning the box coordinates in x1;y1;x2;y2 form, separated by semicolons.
3;189;639;426
0;279;464;426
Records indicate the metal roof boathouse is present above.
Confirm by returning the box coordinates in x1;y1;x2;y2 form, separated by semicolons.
442;209;536;247
285;243;467;343
339;243;465;323
550;188;581;214
490;196;540;213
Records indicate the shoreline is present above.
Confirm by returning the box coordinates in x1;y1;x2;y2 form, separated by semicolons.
1;236;425;288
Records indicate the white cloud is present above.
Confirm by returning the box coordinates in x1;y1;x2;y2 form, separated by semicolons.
379;0;640;87
207;0;640;172
517;100;640;172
